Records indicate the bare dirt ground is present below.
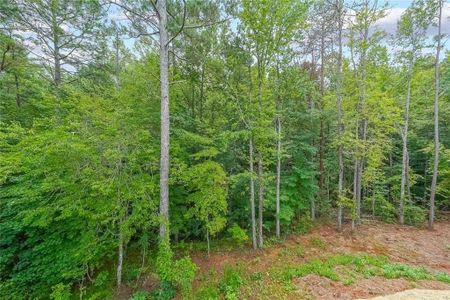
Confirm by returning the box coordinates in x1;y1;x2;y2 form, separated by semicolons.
191;220;450;299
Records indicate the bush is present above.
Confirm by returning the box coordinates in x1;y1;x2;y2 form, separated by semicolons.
292;215;312;234
227;224;248;248
172;257;198;298
156;239;174;282
151;281;176;300
382;263;430;280
50;283;71;300
195;285;220;300
130;290;151;300
404;205;426;227
374;198;396;223
309;236;326;249
219;265;243;300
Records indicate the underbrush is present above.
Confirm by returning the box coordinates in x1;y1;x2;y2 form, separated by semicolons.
276;253;448;285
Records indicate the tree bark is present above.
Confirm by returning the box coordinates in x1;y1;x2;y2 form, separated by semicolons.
206;228;210;257
158;0;170;239
429;0;442;230
275;64;282;238
258;155;264;248
276;116;281;238
399;62;413;225
249;138;257;249
336;0;344;232
116;230;124;288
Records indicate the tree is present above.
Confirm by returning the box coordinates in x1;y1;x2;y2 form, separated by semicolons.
347;0;387;225
429;0;444;230
239;0;307;247
396;1;428;224
184;160;227;256
13;0;103;87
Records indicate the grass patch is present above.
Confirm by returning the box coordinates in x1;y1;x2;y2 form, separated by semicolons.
276;253;450;285
382;264;431;280
436;272;450;283
309;236;326;249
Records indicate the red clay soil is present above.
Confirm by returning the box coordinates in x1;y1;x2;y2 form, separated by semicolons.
190;220;450;299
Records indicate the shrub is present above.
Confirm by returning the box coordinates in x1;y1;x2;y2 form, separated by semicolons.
156;238;174;282
404;205;426;227
130;290;150;300
151;281;176;300
292;215;312;234
227;224;248;248
219;265;243;300
50;283;71;300
382;264;430;280
436;272;450;283
195;285;220;300
374;198;396;223
309;236;326;249
93;271;109;288
172;257;198;298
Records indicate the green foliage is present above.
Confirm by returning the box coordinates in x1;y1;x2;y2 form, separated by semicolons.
150;281;176;300
156;239;174;283
404;205;426;227
309;236;326;249
172;257;198;298
227;224;248;248
130;290;151;300
436;272;450;283
50;283;71;300
382;264;431;280
219;265;244;300
291;216;313;235
195;285;220;300
374;198;396;223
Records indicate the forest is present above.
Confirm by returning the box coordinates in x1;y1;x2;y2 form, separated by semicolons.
0;0;450;299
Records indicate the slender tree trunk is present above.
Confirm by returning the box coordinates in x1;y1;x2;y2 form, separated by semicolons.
249;138;257;249
318;22;326;202
275;63;282;238
400;62;413;225
429;0;442;230
354;22;369;226
158;0;170;239
11;47;21;108
276;116;281;238
206;228;210;257
336;0;344;232
258;155;264;248
256;59;264;248
116;230;124;288
200;64;205;120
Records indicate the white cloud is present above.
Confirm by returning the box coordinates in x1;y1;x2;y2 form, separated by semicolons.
376;4;450;36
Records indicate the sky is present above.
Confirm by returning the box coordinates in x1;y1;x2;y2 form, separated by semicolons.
377;1;450;36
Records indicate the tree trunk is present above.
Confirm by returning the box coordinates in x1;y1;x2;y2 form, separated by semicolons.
429;0;442;230
276;116;281;238
318;22;326;202
206;228;210;257
116;231;124;288
249;138;257;249
158;0;170;239
336;0;344;232
258;155;264;248
275;63;282;238
400;62;413;225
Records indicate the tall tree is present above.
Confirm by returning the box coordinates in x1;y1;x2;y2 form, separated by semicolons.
429;0;444;230
13;0;103;87
157;0;170;239
347;0;387;225
396;1;428;225
334;0;345;231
